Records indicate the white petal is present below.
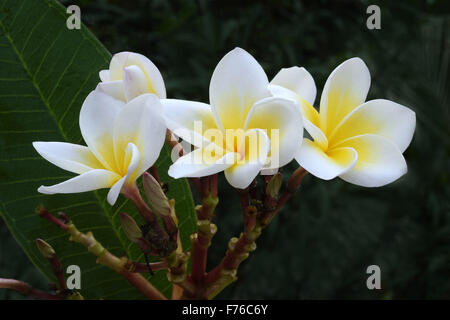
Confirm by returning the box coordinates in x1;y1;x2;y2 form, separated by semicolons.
209;47;270;130
32;141;104;175
99;70;110;82
320;57;371;135
329;99;416;153
168;146;237;178
244;96;303;168
106;142;141;205
268;84;327;150
338;134;407;187
79;91;124;172
224;128;270;189
38;169;120;194
113;94;166;181
161;99;219;148
122;142;141;184
109;52;166;99
123;65;149;102
270;66;316;105
107;176;127;205
295;138;358;180
96;81;126;101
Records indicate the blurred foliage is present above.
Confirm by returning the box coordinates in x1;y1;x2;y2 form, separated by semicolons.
1;0;449;299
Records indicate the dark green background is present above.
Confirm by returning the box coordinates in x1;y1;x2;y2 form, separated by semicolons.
1;0;449;299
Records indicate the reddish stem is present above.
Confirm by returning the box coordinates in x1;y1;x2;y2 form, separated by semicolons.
129;261;168;273
36;208;68;231
0;278;62;300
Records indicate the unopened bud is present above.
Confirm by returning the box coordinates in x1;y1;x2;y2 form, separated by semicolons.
265;173;283;198
143;172;171;216
36;238;55;258
120;212;143;243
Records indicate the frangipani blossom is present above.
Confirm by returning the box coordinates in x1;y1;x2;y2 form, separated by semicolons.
273;57;416;187
33;91;166;205
97;51;166;102
163;48;303;189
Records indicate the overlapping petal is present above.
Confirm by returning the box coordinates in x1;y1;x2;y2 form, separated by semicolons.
168;144;237;178
319;57;371;135
224;128;270;189
96;80;125;101
108;51;166;99
245;96;302;168
338;134;407;187
113;94;166;182
209;48;271;131
107;142;141;205
162;99;219;148
268;84;327;150
79;91;124;172
328;99;416;152
270;66;316;105
295;138;358;180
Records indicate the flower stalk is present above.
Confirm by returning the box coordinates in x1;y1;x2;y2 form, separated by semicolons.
37;208;166;300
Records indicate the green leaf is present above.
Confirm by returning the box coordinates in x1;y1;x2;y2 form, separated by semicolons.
0;0;196;299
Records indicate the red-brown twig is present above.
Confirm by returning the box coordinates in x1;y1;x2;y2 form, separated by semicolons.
0;278;62;300
205;167;308;298
37;208;167;300
127;261;168;273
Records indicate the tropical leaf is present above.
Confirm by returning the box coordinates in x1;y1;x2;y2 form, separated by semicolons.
0;0;196;299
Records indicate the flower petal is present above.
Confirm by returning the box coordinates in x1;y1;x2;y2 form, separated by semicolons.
320;57;371;135
224;128;270;189
270;66;317;105
96;80;126;101
338;134;407;187
168;145;237;178
79;91;124;172
109;52;166;99
107;176;127;205
106;142;141;205
295;138;358;180
268;84;328;150
123;65;149;102
245;96;303;168
32;141;104;175
99;70;110;82
209;47;270;130
329;99;416;152
37;169;120;194
113;94;166;180
161;99;219;148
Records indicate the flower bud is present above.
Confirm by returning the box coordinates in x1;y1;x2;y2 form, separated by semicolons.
265;173;283;198
120;212;143;243
143;172;171;216
35;238;55;258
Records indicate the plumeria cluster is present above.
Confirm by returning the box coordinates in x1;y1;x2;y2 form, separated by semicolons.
6;48;415;300
33;48;416;200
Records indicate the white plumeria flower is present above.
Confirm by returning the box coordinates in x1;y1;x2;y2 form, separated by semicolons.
33;91;166;205
97;51;166;102
162;47;303;189
273;57;416;187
